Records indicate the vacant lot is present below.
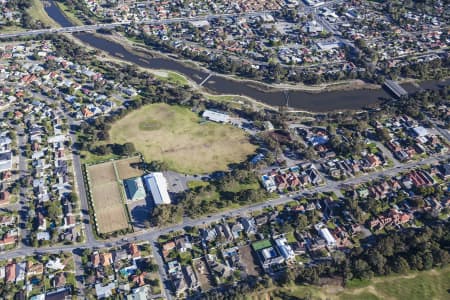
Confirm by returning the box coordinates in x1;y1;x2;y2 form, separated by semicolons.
193;258;212;291
87;161;129;234
115;156;144;180
239;245;261;277
109;103;256;174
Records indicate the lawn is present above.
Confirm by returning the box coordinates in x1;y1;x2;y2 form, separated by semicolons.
276;266;450;300
155;71;190;86
81;150;119;165
109;103;256;174
187;180;209;190
54;1;84;26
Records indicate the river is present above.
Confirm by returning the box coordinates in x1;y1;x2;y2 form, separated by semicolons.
44;1;449;112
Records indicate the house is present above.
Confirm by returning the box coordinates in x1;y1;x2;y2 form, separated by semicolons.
315;223;336;248
0;191;11;206
53;272;66;288
167;260;182;276
440;163;450;179
221;223;234;241
46;258;65;271
252;240;284;271
162;241;176;258
0;136;11;152
62;216;76;229
26;261;44;277
113;249;128;262
100;252;113;267
173;273;187;297
201;228;217;242
175;236;192;253
15;262;26;282
183;265;199;289
36;231;50;241
37;213;46;231
5;263;16;283
91;252;100;267
261;175;276;192
131;273;146;287
0;215;14;226
231;223;244;239
95;283;116;299
275;237;295;261
412;126;429;137
127;285;151;300
0;232;17;247
240;218;258;235
367;154;381;168
129;243;141;259
0;151;12;172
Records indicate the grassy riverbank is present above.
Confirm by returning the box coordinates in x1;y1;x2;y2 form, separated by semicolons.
54;1;84;26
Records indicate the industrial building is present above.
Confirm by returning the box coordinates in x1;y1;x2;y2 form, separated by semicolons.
202;110;230;123
143;173;171;205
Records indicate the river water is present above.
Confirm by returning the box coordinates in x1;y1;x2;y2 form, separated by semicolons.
44;1;449;112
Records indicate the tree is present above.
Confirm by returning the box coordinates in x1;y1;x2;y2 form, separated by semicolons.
376;127;391;141
297;214;308;231
352;259;373;279
151;205;183;226
46;201;62;220
123;142;136;155
393;257;410;274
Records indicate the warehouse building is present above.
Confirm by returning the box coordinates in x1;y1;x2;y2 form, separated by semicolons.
143;173;171;205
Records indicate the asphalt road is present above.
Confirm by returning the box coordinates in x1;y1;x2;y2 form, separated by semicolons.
0;9;279;39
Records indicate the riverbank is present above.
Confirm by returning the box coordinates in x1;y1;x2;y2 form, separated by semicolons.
113;32;382;94
67;31;390;112
64;33;278;112
28;0;61;28
53;1;84;26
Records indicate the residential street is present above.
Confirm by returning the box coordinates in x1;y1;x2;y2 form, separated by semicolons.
1;150;447;290
0;94;448;298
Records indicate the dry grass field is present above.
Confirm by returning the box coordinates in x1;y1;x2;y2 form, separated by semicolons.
109;103;256;174
249;266;450;300
115;156;144;180
87;161;129;234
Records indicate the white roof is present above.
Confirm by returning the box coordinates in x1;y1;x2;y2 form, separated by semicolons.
275;237;295;259
202;110;230;123
143;173;171;205
319;228;336;246
413;126;428;137
45;258;65;270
